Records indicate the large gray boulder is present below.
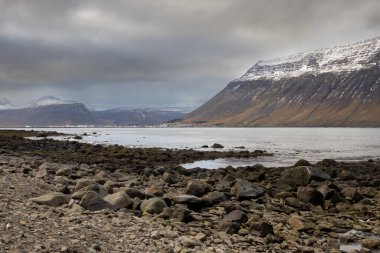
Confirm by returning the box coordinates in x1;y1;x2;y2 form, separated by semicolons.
278;166;331;187
230;180;266;200
79;191;113;211
140;197;167;214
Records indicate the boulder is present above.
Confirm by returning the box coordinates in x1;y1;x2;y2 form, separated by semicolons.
250;221;274;237
79;191;113;211
203;191;227;205
103;191;132;209
74;179;95;192
230;179;265;200
72;183;108;199
174;194;207;210
140;197;167;214
162;172;179;185
341;187;363;202
212;143;224;148
55;167;73;177
297;187;324;205
30;193;69;207
145;185;164;197
278;166;331;187
220;210;248;234
163;205;193;222
294;159;311;167
362;238;380;249
185;180;212;197
125;188;145;199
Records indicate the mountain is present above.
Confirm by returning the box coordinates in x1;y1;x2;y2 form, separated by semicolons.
92;108;186;126
0;96;186;127
0;98;17;110
0;96;101;127
184;37;380;127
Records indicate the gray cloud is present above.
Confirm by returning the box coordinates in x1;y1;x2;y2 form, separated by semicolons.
0;0;380;108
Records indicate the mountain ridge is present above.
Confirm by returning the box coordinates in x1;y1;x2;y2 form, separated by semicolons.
184;37;380;127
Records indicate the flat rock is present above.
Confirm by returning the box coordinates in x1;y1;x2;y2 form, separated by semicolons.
30;193;69;207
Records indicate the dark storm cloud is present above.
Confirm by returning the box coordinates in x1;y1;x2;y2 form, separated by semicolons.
1;0;380;107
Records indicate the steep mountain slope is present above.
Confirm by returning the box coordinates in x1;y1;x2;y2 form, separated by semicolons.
0;98;17;110
184;37;380;127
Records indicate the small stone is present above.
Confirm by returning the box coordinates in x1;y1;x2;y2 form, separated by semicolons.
212;143;224;148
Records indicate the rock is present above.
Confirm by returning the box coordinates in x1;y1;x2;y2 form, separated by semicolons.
36;162;64;178
212;143;224;148
341;187;363;202
288;216;306;231
145;185;164;197
177;236;202;248
90;243;101;252
250;221;274;237
103;191;131;209
79;191;113;211
36;166;49;178
72;183;108;199
163;205;193;222
203;191;227;205
125;188;145;199
285;197;309;211
294;159;311;166
162;172;179;185
55;167;72;177
140;197;167;214
339;170;357;180
362;238;380;249
185;180;212;197
220;210;248;234
278;166;330;187
74;179;95;191
297;187;324;205
174;194;208;210
316;184;342;203
30;193;69;207
230;179;266;200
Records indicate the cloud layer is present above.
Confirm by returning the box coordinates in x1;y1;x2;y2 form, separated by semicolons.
1;0;380;108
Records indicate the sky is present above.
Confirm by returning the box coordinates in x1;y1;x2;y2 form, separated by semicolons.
1;0;380;109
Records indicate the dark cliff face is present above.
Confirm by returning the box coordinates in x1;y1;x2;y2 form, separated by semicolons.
184;38;380;127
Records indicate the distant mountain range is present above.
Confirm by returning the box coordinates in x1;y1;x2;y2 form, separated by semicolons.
184;37;380;127
0;96;187;127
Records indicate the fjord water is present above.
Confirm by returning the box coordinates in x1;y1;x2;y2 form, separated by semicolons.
34;127;380;169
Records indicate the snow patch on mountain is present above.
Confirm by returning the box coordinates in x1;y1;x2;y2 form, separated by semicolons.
29;96;77;108
235;37;380;82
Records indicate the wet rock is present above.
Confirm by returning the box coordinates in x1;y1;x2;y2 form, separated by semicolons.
140;197;167;214
297;187;324;205
30;193;69;207
174;194;207;210
230;179;266;200
79;191;113;211
278;166;331;187
103;191;131;209
341;187;363;202
185;180;212;197
212;143;224;148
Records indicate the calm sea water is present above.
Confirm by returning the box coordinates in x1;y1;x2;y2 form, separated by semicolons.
26;127;380;169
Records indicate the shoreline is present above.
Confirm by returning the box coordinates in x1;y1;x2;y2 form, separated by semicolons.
0;130;379;252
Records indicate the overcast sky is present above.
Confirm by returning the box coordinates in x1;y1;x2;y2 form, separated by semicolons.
1;0;380;108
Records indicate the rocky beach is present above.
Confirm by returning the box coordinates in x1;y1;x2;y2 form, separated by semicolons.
0;130;379;253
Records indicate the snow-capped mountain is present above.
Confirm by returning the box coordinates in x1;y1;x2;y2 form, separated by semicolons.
29;96;77;108
184;37;380;127
0;98;17;110
236;37;380;81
